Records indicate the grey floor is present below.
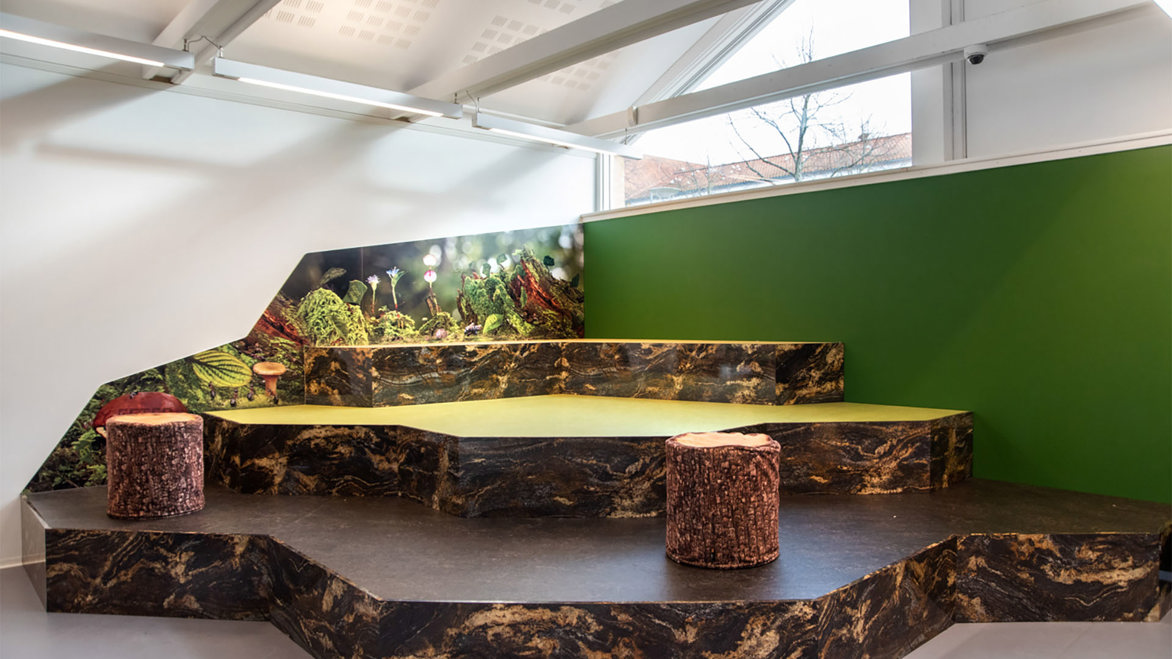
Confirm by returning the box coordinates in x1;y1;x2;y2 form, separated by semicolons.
2;567;1168;658
0;567;309;658
906;611;1172;659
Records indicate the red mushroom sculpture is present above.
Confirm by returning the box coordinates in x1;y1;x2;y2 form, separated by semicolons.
93;392;188;438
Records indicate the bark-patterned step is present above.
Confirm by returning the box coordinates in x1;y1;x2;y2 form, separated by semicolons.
204;395;972;516
22;480;1170;659
303;340;844;407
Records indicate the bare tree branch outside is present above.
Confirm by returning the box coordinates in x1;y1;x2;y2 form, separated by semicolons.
621;33;911;207
724;32;899;185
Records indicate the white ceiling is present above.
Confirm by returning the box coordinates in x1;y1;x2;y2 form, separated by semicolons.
1;0;786;126
228;0;722;124
233;0;620;91
1;0;191;42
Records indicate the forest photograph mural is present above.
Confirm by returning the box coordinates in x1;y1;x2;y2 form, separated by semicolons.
28;224;584;492
282;223;583;345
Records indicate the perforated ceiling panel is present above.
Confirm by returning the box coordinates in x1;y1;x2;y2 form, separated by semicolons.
261;0;440;46
246;0;595;70
458;2;619;95
225;0;727;123
537;53;613;93
340;0;436;48
484;15;718;125
6;0;780;125
265;0;325;30
225;0;602;96
11;0;725;125
528;0;580;16
460;14;545;65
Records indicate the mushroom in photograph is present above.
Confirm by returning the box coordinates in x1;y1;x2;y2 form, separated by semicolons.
252;362;287;403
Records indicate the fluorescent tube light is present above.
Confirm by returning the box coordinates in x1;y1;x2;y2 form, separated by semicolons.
212;58;462;119
1155;0;1172;18
472;111;641;159
0;12;194;69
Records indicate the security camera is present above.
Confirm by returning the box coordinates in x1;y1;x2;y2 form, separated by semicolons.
964;44;988;65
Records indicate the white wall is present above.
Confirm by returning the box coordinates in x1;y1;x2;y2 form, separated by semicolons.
0;62;596;567
912;0;1172;162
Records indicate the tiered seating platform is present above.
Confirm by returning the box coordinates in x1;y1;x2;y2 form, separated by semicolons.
203;396;971;516
22;480;1170;657
20;339;1170;657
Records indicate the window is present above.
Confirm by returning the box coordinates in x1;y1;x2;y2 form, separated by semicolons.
613;0;911;208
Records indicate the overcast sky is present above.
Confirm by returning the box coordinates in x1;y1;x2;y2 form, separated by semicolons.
635;0;912;164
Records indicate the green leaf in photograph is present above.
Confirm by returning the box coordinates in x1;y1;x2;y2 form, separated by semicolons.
190;349;253;388
342;280;368;305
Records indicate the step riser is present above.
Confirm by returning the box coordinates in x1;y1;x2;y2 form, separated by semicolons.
821;540;955;656
956;533;1172;622
204;419;452;505
24;498;1168;659
746;415;973;494
204;413;973;516
304;341;844;407
39;529;268;620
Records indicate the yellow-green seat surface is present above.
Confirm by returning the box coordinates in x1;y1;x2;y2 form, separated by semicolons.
209;395;963;438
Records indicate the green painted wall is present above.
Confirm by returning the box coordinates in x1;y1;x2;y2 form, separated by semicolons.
584;146;1171;504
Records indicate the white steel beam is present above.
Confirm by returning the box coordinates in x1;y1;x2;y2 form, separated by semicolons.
472;111;640;158
943;0;968;161
212;57;464;118
631;0;796;108
409;0;762;101
571;0;1152;138
145;0;280;83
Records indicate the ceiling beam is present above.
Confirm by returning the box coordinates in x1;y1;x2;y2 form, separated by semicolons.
144;0;280;82
630;0;796;109
570;0;1153;138
409;0;763;101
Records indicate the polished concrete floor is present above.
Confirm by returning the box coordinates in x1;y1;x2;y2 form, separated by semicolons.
3;567;1167;658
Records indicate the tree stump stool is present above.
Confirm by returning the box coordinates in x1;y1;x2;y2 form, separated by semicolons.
665;432;781;569
106;413;205;519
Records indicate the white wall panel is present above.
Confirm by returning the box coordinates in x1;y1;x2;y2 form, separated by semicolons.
964;6;1172;157
912;0;1172;162
0;62;594;566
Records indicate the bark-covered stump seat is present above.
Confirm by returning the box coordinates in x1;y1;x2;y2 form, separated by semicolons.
665;431;781;568
106;412;205;519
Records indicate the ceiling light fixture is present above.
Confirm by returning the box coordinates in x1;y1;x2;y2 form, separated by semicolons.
212;58;462;119
471;111;641;159
0;12;194;69
1154;0;1172;18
